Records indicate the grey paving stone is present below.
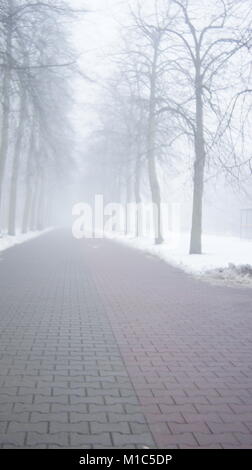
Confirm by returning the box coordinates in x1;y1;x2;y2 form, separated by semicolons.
1;230;252;449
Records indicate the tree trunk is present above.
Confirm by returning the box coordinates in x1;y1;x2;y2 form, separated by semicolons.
190;64;206;254
134;149;141;237
134;134;142;204
0;15;12;217
43;186;52;228
8;93;26;236
147;40;163;244
22;122;36;233
29;176;40;231
134;161;141;204
36;173;45;231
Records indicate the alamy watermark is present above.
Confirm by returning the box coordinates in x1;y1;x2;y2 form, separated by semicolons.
72;195;181;246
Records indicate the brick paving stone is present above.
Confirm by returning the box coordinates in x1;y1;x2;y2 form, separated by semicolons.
82;236;252;449
8;422;48;433
0;231;154;448
112;433;154;447
71;433;112;447
90;422;131;433
0;230;252;448
0;433;26;447
27;432;69;447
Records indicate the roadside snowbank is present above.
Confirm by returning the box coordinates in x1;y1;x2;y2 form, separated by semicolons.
0;229;51;253
106;231;252;286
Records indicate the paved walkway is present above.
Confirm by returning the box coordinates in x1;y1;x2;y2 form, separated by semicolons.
0;229;252;448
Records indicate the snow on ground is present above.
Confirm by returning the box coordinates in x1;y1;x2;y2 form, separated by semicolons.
105;231;252;287
0;229;51;253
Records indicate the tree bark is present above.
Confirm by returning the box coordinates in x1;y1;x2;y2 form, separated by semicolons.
0;12;12;215
29;175;40;231
22;121;36;233
8;93;26;236
190;61;206;254
36;172;45;231
147;39;163;244
134;151;142;238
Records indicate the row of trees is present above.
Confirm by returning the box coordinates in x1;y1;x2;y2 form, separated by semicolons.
84;0;252;253
0;0;85;236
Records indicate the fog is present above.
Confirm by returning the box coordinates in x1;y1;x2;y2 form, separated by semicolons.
0;0;251;252
1;1;252;454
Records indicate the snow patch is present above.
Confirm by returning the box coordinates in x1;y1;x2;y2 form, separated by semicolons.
0;229;52;253
202;263;252;287
104;231;252;287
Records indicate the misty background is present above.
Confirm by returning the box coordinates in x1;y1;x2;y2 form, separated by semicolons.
0;0;251;255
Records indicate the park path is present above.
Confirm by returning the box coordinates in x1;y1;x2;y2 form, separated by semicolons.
0;229;252;448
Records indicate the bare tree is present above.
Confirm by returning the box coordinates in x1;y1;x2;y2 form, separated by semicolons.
22;114;36;233
117;2;176;243
8;89;27;235
0;0;87;234
155;0;252;253
0;0;13;206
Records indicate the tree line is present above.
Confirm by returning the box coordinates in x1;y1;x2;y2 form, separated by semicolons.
0;0;86;236
83;0;252;254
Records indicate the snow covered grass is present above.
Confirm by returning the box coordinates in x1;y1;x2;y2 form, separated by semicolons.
0;229;51;253
203;263;252;287
105;231;252;287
